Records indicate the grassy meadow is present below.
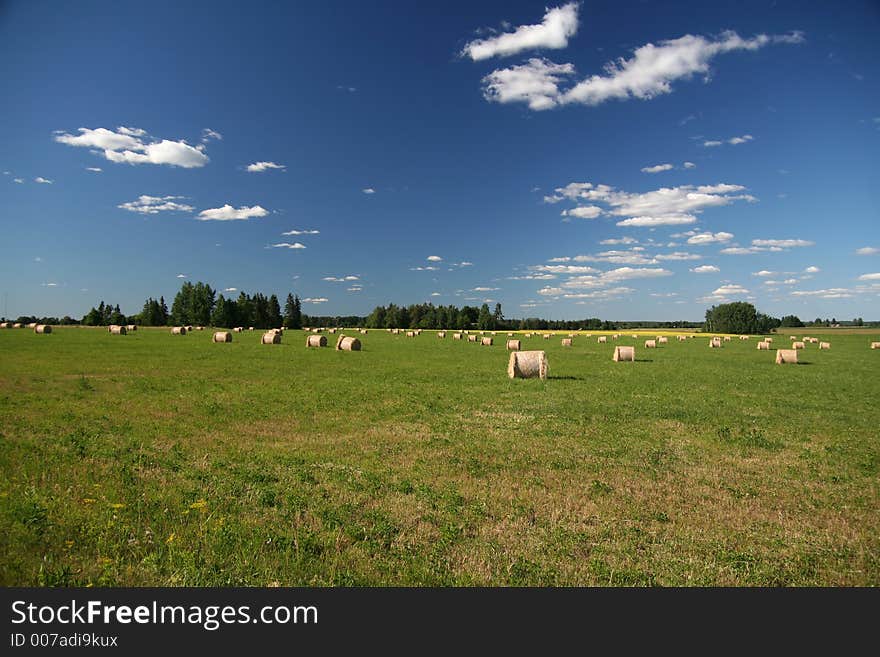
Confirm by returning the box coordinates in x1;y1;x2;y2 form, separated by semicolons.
1;325;878;586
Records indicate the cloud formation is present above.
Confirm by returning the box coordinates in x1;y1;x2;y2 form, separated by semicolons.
246;161;285;172
118;195;195;214
641;163;674;173
282;229;320;235
197;204;268;221
691;265;720;273
462;3;579;61
271;242;306;249
482;31;803;110
54;126;209;168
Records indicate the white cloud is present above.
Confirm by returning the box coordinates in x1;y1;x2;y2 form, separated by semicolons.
564;286;635;300
599;236;638;245
462;3;579;61
548;256;571;262
703;140;722;147
303;298;328;303
362;188;375;194
201;128;222;142
687;231;734;245
572;250;658;265
617;215;698;227
271;242;306;249
804;266;820;273
347;287;362;293
452;261;473;267
751;238;814;248
85;167;102;172
683;161;696;169
55;127;210;168
482;31;803;111
431;292;441;297
13;178;24;183
427;255;443;262
118;195;194;214
713;284;749;296
34;177;52;184
246;161;285;172
197;204;268;221
691;264;720;273
856;247;879;256
531;264;600;274
790;288;854;299
782;278;798;285
858;273;880;281
223;287;237;292
641;163;674;174
537;286;565;296
324;275;360;282
601;267;672;281
561;205;602;219
176;274;187;279
473;286;499;292
655;251;701;261
282;229;320;235
410;266;438;271
728;134;754;145
41;282;58;287
721;246;763;255
752;270;776;277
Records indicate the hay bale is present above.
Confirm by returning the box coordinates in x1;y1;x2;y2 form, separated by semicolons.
792;341;805;350
561;338;572;347
406;330;415;337
481;337;493;346
723;336;731;342
360;329;368;334
391;328;399;334
262;331;281;344
34;324;52;334
126;324;137;331
524;333;532;338
613;346;635;362
709;337;721;348
508;333;514;337
543;334;550;340
678;335;687;342
453;333;462;340
329;328;337;334
740;335;749;340
757;341;770;350
631;334;639;339
233;327;243;332
765;337;773;343
644;339;656;349
107;324;117;332
0;322;9;328
657;336;668;344
306;334;327;347
213;331;232;343
110;325;127;335
437;331;446;338
468;334;478;342
506;339;521;351
819;342;830;350
870;342;880;349
507;350;548;379
336;335;361;351
776;349;798;364
171;326;186;335
248;326;255;331
185;325;194;332
463;330;469;334
597;336;607;343
13;322;22;328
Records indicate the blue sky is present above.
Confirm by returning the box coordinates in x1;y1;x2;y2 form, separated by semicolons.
1;0;878;321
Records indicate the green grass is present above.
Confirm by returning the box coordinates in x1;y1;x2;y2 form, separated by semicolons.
1;326;878;586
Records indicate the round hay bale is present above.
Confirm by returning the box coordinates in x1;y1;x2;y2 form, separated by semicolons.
415;329;422;335
524;333;532;338
34;324;52;334
0;322;9;328
329;328;337;334
360;329;368;334
765;337;773;343
13;322;22;328
248;327;255;331
870;342;880;349
110;325;127;335
723;336;731;342
678;335;687;341
506;339;521;351
196;326;204;331
561;338;572;347
126;324;137;332
481;337;493;346
597;336;607;343
107;325;117;332
543;334;550;340
437;331;446;338
792;341;805;350
657;336;668;344
467;334;478;342
757;341;770;350
709;337;721;348
819;342;830;350
776;349;798;364
336;335;361;351
508;333;514;337
185;325;194;332
613;346;635;362
171;326;186;335
406;330;415;337
262;331;282;344
306;334;327;347
452;333;462;340
644;339;656;349
233;327;243;332
213;331;232;343
507;350;548;379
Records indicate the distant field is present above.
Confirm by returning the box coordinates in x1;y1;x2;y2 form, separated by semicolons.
1;326;878;586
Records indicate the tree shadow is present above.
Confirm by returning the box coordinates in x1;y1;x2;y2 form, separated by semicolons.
634;358;654;363
548;375;585;380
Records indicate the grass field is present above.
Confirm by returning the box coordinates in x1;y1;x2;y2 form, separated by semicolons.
1;326;878;586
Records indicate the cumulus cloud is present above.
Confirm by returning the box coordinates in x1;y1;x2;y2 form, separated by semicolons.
410;266;439;271
223;287;237;292
507;273;557;280
720;246;764;255
201;128;222;142
691;264;720;273
85;167;102;172
548;181;754;228
176;274;187;279
431;292;441;297
752;270;776;277
804;266;820;273
462;3;579;61
687;231;734;245
713;284;749;295
118;195;195;214
451;261;473;267
856;247;879;256
34;177;53;184
561;205;602;219
570;250;658;265
531;264;600;274
482;31;803;110
537;286;565;296
303;298;328;303
246;161;285;172
641;163;674;173
41;282;58;287
655;251;701;261
197;204;268;221
599;236;638;245
728;134;754;145
362;188;375;194
54;126;209;168
858;273;880;281
790;288;854;299
473;286;499;292
13;178;24;183
323;275;360;282
601;267;672;281
564;286;635;300
703;140;722;147
427;255;443;262
751;238;814;248
271;242;306;249
282;229;320;235
683;161;696;169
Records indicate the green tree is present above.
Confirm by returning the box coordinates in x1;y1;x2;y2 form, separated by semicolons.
779;315;804;328
704;301;765;334
477;303;493;330
268;294;283;328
